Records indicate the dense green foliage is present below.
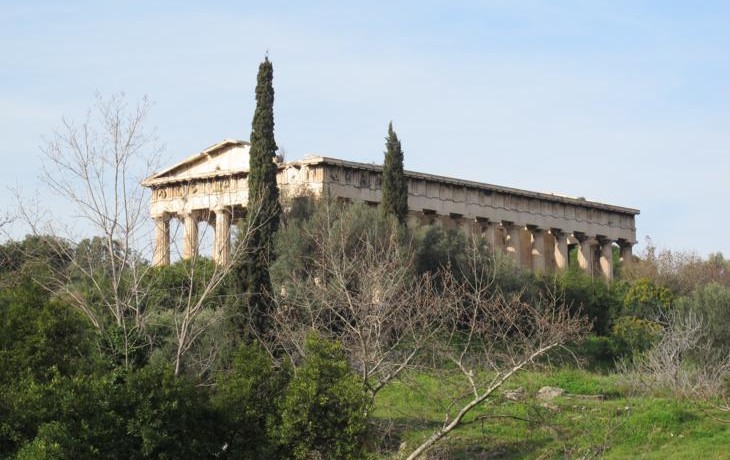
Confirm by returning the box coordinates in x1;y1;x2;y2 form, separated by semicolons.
0;240;373;458
237;56;281;335
3;367;221;459
380;122;408;225
214;342;288;459
278;333;371;460
2;199;729;458
271;199;405;290
675;282;730;352
555;268;623;335
0;282;95;384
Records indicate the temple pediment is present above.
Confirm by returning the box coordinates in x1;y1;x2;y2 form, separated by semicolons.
142;139;250;186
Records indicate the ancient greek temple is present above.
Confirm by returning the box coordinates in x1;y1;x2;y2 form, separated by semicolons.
142;139;639;280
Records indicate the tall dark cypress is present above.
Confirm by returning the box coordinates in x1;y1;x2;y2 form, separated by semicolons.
240;57;281;335
381;122;408;225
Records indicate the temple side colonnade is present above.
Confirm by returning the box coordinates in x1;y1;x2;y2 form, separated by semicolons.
142;140;639;281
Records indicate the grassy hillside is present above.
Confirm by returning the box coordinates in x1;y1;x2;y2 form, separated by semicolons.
373;369;730;459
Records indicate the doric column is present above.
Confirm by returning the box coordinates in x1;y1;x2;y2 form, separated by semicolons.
529;226;546;272
183;212;199;260
574;232;594;275
519;228;532;268
459;215;472;236
504;222;522;266
213;208;232;264
551;229;568;271
478;219;503;253
619;239;634;266
543;230;556;270
491;221;505;252
152;214;170;267
598;237;614;281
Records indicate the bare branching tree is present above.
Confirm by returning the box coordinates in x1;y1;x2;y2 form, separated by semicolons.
17;94;263;375
271;203;448;400
163;209;268;377
268;207;587;458
26;93;162;368
617;310;730;398
625;237;730;294
0;210;13;230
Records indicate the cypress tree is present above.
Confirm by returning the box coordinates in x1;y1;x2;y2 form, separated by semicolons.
239;56;281;335
381;122;408;225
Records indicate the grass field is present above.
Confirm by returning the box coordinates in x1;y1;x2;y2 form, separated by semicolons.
372;368;730;459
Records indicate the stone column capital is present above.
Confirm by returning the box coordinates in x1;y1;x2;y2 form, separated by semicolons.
572;231;587;242
573;232;597;244
596;235;614;246
152;212;171;222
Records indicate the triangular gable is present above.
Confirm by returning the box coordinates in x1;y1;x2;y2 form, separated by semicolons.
142;139;250;186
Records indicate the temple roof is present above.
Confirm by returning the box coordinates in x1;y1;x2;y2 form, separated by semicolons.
142;139;639;216
141;139;250;186
288;155;640;216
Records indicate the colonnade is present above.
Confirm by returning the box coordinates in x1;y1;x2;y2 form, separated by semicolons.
152;208;633;282
472;220;633;280
152;207;233;266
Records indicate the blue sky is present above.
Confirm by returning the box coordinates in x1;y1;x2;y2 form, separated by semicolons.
2;1;729;255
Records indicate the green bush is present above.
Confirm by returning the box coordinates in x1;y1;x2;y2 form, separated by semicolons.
610;316;663;357
574;335;618;370
278;333;371;459
214;342;289;459
1;367;220;459
0;282;96;385
623;277;673;319
675;282;730;352
557;270;623;335
412;225;467;276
